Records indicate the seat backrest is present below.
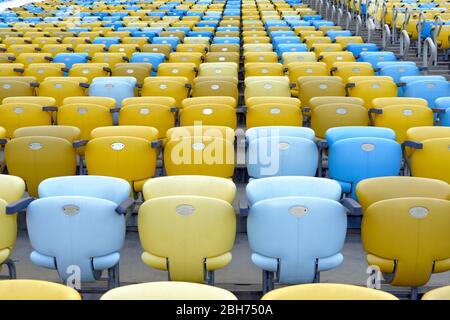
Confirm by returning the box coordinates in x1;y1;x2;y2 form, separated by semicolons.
143;176;236;203
85;136;158;192
245;126;314;143
402;80;450;108
246;176;341;205
138;195;236;282
261;283;399;300
362;197;450;287
88;77;135;107
0;103;52;138
247;136;318;178
326;126;396;146
100;281;237;300
164;136;235;177
356;176;450;212
13;125;80;142
4;136;77;197
248;196;346;283
38;176;130;205
0;280;81;300
246;103;303;128
27;196;125;281
410;138;450;184
328;137;402;198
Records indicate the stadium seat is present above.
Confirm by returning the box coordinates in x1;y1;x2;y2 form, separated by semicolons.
101;282;237;300
138;195;236;283
422;286;450;300
0;280;81;300
362;197;450;299
261;283;398;300
0;103;52;138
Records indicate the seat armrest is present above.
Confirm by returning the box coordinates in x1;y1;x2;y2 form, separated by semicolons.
115;198;134;215
341;197;362;216
6;197;35;214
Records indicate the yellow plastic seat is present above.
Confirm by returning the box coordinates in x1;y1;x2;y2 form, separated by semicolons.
85;136;158;192
176;44;208;55
32;37;61;46
197;62;238;78
205;52;239;64
246;96;301;109
369;104;434;143
122;37;149;47
330;62;374;83
309;96;365;109
122;97;176;108
156;62;197;84
310;43;343;57
242;43;273;53
101;281;237;300
0;103;52;138
310;103;369;139
346;76;398;109
0;53;16;64
244;76;291;103
334;36;364;46
4;136;77;197
318;51;355;70
109;44;140;59
23;63;65;82
261;283;399;300
246;103;302;128
287;62;328;87
138;195;236;282
40;44;73;56
210;44;240;53
298;30;324;42
91;125;159;142
191;78;238;103
2;37;31;47
180;103;236;129
141;44;172;58
62;37;90;47
422;286;450;300
13;125;80;142
164;136;235;178
297;77;345;108
282;52;316;66
407;138;450;184
244;52;278;64
168;52;203;67
91;52;128;68
141;77;190;107
7;44;40;55
371;97;428;109
119;104;176;139
304;36;332;48
166;126;235;144
0;63;25;77
182;37;210;47
244;62;285;77
362;197;450;291
113;63;152;87
2;96;56;107
0;280;81;300
356;176;450;213
74;44;106;56
69;63;111;83
143;175;236;203
62;96;116;110
182;97;237;109
0;174;25;277
57;103;113;147
38;77;88;106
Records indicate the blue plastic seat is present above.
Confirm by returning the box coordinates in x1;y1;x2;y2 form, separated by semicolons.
276;43;308;56
246;176;342;206
152;37;179;50
213;37;239;44
272;36;300;49
327;136;402;198
245;126;315;143
326;30;352;41
265;20;288;28
402;79;450;108
311;20;334;28
248;196;346;292
27;196;126;286
38;176;131;205
288;20;311;27
53;53;89;70
346;43;378;56
326;126;396;149
130;53;165;74
436;97;450;126
379;64;421;83
359;51;397;68
188;31;213;39
270;31;296;38
247;136;319;178
92;37;120;49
